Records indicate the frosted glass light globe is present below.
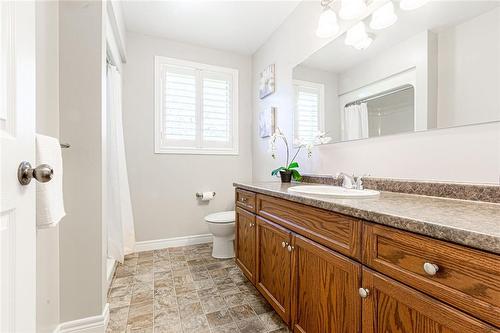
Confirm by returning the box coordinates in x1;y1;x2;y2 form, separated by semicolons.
339;0;367;20
345;22;368;46
370;1;398;30
400;0;429;11
316;7;340;38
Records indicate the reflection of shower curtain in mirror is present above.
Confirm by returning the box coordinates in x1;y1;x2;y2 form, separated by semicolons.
106;64;136;263
342;103;369;140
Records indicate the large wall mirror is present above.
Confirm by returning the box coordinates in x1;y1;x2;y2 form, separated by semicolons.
292;1;500;145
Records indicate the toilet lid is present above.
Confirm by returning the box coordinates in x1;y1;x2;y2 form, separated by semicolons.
205;210;235;223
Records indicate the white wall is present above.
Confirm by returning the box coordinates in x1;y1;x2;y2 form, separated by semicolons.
122;32;253;242
59;0;107;322
252;1;500;184
437;7;500;127
35;1;60;332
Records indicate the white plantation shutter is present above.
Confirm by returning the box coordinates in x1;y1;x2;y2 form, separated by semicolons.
161;66;197;143
294;80;325;143
202;71;233;146
155;57;238;154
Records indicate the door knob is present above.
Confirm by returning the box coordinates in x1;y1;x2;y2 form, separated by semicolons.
18;161;54;185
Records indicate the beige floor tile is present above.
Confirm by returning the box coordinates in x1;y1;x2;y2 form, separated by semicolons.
107;243;283;333
228;304;257;321
153;323;182;333
176;291;199;306
248;299;273;315
181;314;210;333
127;325;153;333
222;291;246;307
205;309;234;328
259;312;286;331
210;322;240;333
236;318;267;333
109;293;132;310
178;301;203;319
109;284;134;298
200;295;227;314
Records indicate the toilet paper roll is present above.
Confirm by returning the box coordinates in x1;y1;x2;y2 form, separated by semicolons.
200;191;215;201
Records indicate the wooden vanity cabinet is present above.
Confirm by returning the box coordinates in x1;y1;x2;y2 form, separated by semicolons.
235;189;500;332
363;223;500;327
235;207;256;283
291;234;362;333
361;269;495;333
255;217;293;324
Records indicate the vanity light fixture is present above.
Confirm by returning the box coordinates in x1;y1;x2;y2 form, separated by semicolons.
399;0;429;11
316;6;340;38
370;1;398;30
354;34;373;50
345;21;368;46
339;0;367;20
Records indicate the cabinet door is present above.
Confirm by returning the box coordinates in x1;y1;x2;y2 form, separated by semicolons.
291;234;362;333
235;207;256;283
256;216;292;324
361;268;496;333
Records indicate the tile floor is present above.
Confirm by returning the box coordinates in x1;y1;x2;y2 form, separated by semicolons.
106;243;290;333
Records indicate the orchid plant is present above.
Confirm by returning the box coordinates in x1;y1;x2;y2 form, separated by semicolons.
269;128;332;182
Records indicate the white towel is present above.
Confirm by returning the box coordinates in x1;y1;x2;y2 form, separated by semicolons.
36;134;66;228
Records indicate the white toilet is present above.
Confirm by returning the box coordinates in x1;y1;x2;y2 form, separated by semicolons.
204;210;235;259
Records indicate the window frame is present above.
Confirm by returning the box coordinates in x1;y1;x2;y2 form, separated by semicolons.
293;79;325;146
154;56;239;155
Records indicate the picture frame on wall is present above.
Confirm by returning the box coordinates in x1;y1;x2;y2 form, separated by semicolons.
259;106;276;138
259;64;275;99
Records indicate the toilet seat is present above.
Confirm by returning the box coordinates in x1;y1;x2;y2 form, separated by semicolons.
205;210;235;224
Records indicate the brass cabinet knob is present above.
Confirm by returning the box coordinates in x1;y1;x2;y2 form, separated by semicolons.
358;288;370;298
423;262;439;276
282;241;287;248
287;245;294;252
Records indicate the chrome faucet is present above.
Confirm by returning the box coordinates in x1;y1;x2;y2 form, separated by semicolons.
337;172;366;190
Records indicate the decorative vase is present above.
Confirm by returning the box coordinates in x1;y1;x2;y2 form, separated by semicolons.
279;170;292;183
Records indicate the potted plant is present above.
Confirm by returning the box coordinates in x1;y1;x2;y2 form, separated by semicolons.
269;128;331;183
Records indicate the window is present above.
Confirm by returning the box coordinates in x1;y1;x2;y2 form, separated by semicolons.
155;56;238;154
293;80;325;144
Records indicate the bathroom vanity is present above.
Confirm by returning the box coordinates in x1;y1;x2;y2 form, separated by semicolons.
233;182;500;332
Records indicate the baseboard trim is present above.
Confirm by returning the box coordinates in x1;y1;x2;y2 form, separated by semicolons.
56;303;109;333
135;234;213;252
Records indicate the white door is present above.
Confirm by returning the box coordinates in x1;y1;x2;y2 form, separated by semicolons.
0;1;36;332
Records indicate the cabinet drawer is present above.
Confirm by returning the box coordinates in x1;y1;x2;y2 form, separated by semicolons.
235;189;256;212
363;223;500;327
256;194;361;259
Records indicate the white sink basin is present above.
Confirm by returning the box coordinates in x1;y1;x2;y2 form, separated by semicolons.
288;185;380;199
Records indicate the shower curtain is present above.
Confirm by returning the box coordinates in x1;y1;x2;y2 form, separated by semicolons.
106;64;135;263
342;103;369;141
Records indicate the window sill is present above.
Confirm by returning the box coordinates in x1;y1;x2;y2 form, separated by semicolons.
154;147;239;156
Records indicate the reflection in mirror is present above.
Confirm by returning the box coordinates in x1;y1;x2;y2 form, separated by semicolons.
293;1;500;145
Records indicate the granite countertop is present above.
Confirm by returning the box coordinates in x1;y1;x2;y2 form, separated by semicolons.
234;182;500;255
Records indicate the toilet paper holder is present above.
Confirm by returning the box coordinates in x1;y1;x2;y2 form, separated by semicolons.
196;192;216;198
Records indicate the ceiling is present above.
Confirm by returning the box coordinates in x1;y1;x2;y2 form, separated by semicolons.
121;1;301;55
